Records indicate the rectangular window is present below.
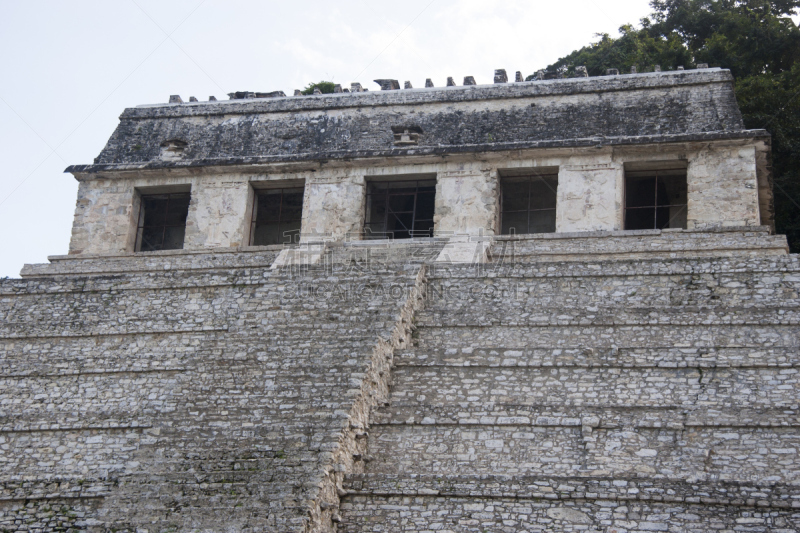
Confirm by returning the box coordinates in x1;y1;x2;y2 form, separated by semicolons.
135;192;191;252
624;168;687;230
500;174;558;234
364;179;436;239
250;187;304;246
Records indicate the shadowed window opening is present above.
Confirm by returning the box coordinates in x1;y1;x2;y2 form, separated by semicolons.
500;174;558;234
624;168;687;230
136;193;191;252
364;179;436;239
250;187;304;246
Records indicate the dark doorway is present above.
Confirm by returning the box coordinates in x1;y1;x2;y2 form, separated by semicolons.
625;169;687;230
500;174;558;234
364;179;436;239
250;187;304;246
136;193;191;252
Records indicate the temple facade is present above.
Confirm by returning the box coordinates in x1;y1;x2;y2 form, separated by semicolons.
2;68;799;532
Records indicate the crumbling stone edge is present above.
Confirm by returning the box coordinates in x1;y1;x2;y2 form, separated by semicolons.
303;265;428;532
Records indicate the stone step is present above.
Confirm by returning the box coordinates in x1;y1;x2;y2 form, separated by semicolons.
363;423;800;483
330;240;446;264
19;248;285;278
412;324;800;350
422;272;800;310
371;405;800;429
430;254;800;279
394;345;800;368
415;305;800;328
0;333;395;376
488;228;788;263
0;427;146;479
3;267;419;295
384;365;800;408
0;317;402;339
0;361;387;429
339;474;800;532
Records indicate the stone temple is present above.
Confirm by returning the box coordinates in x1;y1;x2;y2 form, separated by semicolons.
2;66;799;532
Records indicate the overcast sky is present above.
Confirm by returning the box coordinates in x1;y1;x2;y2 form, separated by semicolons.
0;0;691;277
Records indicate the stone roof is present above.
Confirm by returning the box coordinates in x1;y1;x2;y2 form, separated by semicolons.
67;68;767;173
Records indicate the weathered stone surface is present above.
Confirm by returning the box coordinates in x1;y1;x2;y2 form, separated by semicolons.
556;162;623;232
337;247;800;531
6;64;793;532
69;70;758;176
1;261;427;532
494;69;508;83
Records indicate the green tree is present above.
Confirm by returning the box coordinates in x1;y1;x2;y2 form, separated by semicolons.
529;0;800;251
527;23;693;78
301;81;336;95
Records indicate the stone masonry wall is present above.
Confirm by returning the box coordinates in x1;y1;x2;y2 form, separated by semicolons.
0;256;429;532
67;139;767;256
338;242;800;532
73;70;747;171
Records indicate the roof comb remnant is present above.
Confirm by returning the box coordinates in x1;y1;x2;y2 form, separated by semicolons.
463;76;476;85
374;79;400;90
169;95;183;104
494;69;508;83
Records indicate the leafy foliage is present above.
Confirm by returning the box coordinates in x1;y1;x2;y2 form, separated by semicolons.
529;0;800;251
301;81;336;95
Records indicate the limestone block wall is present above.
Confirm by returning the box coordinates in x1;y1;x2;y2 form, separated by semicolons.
556;162;623;232
183;174;251;248
302;173;365;242
66;139;768;259
687;143;762;228
0;261;428;532
433;167;498;236
68;178;138;255
339;251;800;532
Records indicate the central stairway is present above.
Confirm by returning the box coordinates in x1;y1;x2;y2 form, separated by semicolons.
339;234;800;532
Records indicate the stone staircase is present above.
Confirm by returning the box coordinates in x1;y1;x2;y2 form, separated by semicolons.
340;247;800;531
0;263;425;532
3;228;799;532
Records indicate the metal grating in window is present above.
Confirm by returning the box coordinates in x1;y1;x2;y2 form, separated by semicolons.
136;193;191;252
624;168;688;230
364;179;436;239
500;174;558;235
250;187;304;246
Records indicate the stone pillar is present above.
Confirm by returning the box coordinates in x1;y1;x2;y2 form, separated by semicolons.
687;145;761;229
432;168;497;264
433;168;498;236
183;177;251;249
68;178;138;255
556;163;624;232
301;174;365;243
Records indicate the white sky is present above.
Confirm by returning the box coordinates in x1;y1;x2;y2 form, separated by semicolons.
0;0;701;277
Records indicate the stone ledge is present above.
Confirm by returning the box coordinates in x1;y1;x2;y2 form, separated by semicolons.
370;404;800;429
124;69;734;119
67;130;769;173
342;473;800;508
494;225;772;241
